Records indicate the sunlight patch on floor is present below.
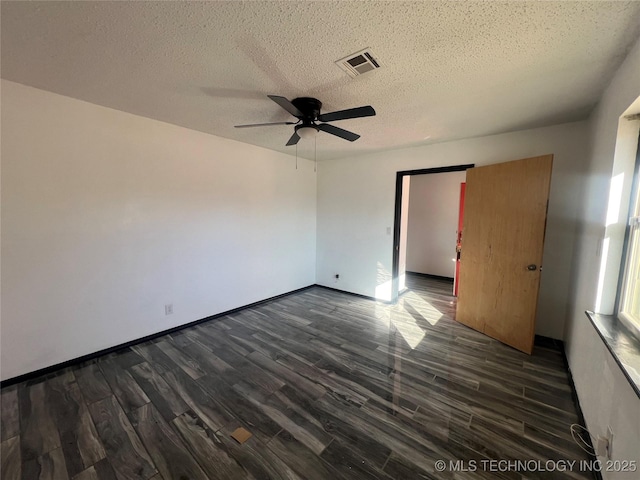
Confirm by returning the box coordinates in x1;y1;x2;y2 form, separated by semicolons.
391;312;425;349
374;289;444;349
374;261;445;348
402;291;444;326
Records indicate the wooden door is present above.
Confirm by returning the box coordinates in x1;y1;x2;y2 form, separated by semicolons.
456;155;553;354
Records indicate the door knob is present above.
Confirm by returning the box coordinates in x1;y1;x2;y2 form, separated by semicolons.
527;264;537;271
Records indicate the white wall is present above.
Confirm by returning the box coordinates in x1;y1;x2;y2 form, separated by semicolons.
563;36;640;479
317;120;587;339
406;171;466;278
0;80;317;381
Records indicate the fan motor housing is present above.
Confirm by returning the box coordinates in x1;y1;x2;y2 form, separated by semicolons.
291;97;322;121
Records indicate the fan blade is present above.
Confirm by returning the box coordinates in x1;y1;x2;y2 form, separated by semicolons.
268;95;303;117
317;105;375;123
317;123;360;142
286;131;301;146
235;121;296;128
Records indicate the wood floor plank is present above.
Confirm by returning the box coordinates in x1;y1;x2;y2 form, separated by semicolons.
252;328;324;366
313;355;422;414
211;345;286;395
47;372;106;476
313;392;444;474
128;403;208;480
198;341;252;370
429;374;579;439
232;381;333;455
523;423;591;460
1;386;20;441
382;452;438;480
129;362;188;421
98;356;149;412
320;437;394;480
266;430;345;480
275;384;391;469
524;385;576;413
71;458;117;480
469;414;582;467
73;363;112;405
91;459;118;480
155;340;206;380
21;447;68;480
88;396;156;480
161;368;236;432
58;428;84;477
72;466;99;480
171;410;254;479
18;381;61;461
105;349;145;370
215;425;303;480
193;324;253;358
212;328;279;361
1;436;21;480
130;343;179;376
365;400;491;466
246;350;326;400
275;354;368;407
177;334;235;375
196;374;282;443
167;331;193;349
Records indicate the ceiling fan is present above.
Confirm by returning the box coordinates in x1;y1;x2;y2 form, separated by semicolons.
235;95;376;146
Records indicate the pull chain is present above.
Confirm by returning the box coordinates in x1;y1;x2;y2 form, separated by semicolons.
295;143;298;170
314;135;317;173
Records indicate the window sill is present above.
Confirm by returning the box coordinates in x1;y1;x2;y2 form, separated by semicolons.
585;310;640;399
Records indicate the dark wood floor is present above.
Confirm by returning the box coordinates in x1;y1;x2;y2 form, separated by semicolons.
1;274;594;480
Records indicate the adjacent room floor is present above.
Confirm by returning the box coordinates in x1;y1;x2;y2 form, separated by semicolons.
0;274;594;480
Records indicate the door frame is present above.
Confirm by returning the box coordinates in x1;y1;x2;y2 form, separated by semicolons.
391;164;475;302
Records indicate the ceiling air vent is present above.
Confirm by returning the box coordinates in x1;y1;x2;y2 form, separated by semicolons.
335;48;380;78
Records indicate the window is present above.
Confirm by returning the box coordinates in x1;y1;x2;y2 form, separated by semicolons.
618;133;640;334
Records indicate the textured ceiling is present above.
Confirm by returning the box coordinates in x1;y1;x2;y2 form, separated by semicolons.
2;1;640;160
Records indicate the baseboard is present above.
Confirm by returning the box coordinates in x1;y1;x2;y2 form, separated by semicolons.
405;271;454;282
0;284;315;388
533;334;564;348
313;284;390;303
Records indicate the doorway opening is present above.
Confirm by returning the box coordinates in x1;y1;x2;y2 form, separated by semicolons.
391;164;474;303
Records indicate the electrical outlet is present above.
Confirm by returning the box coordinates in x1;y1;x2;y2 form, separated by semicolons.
165;304;173;315
596;436;609;457
595;427;614;459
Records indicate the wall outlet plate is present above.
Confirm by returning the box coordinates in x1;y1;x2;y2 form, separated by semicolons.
165;304;173;315
595;436;609;457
